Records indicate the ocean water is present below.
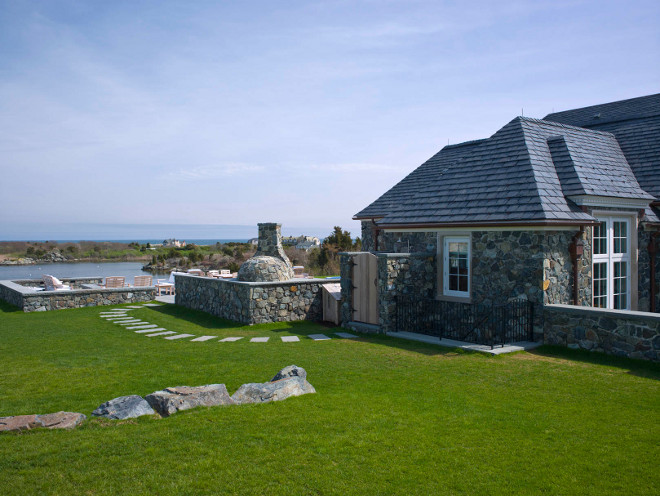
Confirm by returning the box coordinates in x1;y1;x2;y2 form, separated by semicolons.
0;262;162;282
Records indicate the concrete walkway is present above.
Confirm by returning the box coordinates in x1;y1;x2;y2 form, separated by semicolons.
386;331;542;355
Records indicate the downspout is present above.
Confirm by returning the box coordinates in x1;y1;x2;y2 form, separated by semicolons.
569;227;585;306
649;232;659;312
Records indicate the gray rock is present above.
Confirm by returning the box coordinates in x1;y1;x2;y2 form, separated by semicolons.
92;395;156;420
231;376;316;405
270;364;307;382
0;412;86;432
145;384;234;417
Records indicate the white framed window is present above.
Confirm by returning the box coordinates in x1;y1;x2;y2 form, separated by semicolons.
443;236;470;298
592;217;631;310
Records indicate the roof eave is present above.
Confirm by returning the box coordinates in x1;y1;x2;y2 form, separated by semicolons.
375;219;598;230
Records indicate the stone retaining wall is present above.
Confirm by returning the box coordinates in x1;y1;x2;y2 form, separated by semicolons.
175;274;336;325
0;278;155;312
544;304;660;361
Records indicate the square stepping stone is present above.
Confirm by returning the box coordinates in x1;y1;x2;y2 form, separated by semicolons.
335;332;357;338
219;337;243;342
126;306;143;309
135;328;166;333
190;336;217;342
164;334;195;340
250;337;269;343
281;336;300;342
100;312;127;315
126;324;158;330
104;316;132;319
308;334;331;341
118;320;144;325
146;331;176;337
143;303;163;307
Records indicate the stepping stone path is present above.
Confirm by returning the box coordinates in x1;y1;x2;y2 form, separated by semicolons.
97;310;360;345
164;334;195;340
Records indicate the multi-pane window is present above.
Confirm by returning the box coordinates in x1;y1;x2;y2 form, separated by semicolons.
592;217;631;310
443;237;470;297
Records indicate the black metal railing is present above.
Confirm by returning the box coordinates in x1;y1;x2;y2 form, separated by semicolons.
395;296;534;348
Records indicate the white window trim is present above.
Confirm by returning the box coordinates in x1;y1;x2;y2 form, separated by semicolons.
592;216;632;310
443;236;471;298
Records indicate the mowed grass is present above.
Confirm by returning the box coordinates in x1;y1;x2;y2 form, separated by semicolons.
0;301;658;495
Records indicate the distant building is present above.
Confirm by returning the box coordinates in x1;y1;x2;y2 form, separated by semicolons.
163;238;186;248
280;235;321;251
248;238;259;246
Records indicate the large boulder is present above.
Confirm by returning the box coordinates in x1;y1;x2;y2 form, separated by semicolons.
0;412;86;432
231;376;316;405
270;365;307;382
92;395;156;420
145;384;234;417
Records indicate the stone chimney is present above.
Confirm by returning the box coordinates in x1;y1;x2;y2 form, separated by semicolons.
254;223;291;265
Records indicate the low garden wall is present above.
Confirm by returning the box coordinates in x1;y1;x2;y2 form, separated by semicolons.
544;304;660;361
175;274;337;325
0;278;156;312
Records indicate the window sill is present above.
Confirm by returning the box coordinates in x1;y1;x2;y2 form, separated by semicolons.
436;294;472;304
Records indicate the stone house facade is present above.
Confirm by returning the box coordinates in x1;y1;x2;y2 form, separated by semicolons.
343;94;660;351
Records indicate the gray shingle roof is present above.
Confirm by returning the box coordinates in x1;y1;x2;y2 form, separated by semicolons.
356;116;652;227
544;94;660;199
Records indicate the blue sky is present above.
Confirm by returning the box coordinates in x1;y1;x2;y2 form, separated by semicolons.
0;0;658;239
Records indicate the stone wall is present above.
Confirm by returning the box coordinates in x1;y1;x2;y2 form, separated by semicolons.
360;221;437;253
339;252;436;333
637;227;660;313
0;278;155;312
544;304;660;361
175;274;333;325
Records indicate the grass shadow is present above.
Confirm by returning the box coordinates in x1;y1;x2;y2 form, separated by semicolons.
0;300;22;313
530;345;660;380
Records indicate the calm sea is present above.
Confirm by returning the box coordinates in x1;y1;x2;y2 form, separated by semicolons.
0;262;162;282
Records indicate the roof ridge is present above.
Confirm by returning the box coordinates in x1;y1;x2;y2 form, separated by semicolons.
442;138;488;150
522;116;617;136
545;93;660;119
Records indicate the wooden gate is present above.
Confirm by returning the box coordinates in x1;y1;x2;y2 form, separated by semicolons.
352;252;378;324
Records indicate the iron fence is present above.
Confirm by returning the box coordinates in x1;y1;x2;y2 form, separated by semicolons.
395;296;534;348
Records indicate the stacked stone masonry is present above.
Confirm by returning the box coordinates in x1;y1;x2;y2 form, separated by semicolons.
544;304;660;361
175;274;332;325
0;278;155;312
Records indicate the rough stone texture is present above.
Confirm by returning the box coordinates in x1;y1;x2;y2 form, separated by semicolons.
0;412;86;432
270;365;307;382
361;221;437;253
237;256;294;282
0;277;155;313
238;223;294;282
144;384;234;417
231;377;316;405
340;252;436;334
638;227;660;313
544;304;660;361
175;274;330;325
92;395;156;420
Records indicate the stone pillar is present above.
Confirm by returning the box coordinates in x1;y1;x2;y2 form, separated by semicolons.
255;223;292;266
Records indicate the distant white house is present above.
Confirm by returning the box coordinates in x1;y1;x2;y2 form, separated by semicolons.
163;238;186;248
281;235;321;251
248;238;259;246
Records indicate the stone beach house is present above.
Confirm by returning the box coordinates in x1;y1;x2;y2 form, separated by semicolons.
341;94;660;360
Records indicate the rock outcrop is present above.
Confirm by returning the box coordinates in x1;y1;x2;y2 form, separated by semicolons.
0;412;86;432
232;366;315;405
92;395;156;420
145;384;234;417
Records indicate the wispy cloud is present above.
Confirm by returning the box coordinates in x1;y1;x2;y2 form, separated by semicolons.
167;163;265;180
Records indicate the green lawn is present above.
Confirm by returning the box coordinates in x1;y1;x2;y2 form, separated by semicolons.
0;300;658;495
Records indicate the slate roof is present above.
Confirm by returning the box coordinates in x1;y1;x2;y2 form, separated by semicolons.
356;114;654;227
544;94;660;199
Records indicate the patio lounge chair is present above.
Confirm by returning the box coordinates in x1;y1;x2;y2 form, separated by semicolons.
42;274;71;291
187;269;204;277
102;276;127;288
219;269;233;279
207;270;220;278
133;275;153;287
